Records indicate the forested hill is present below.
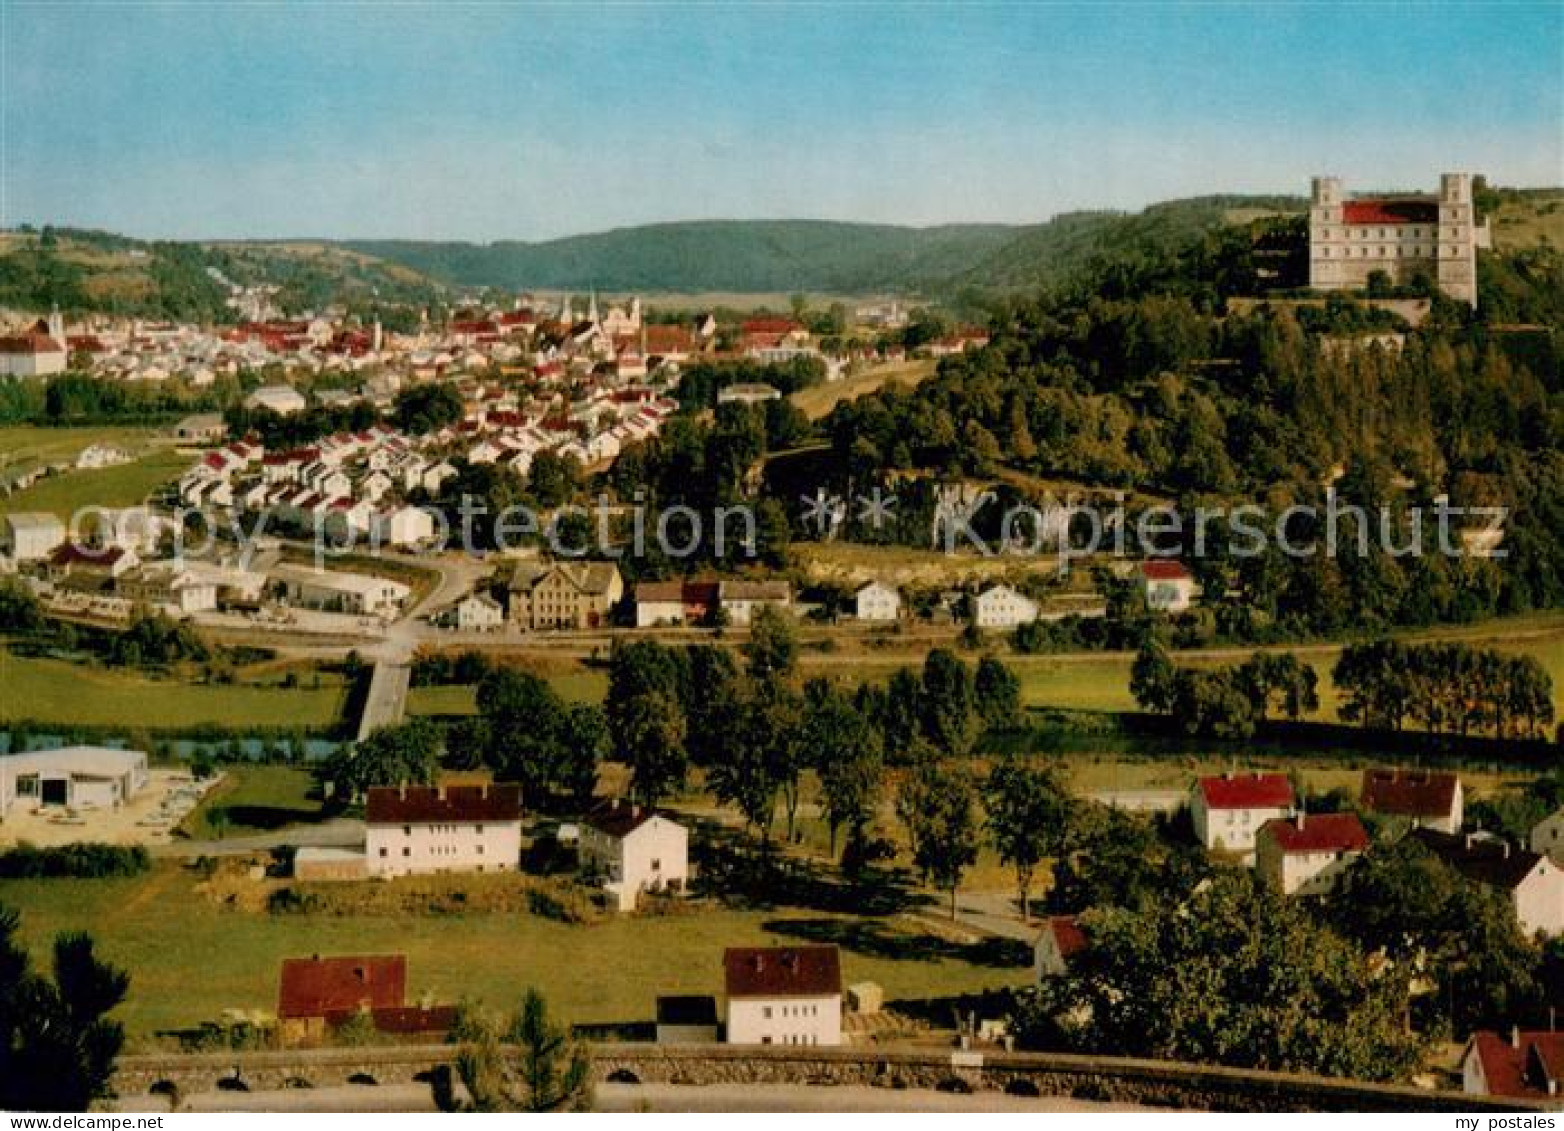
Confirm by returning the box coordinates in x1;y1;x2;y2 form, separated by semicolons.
346;196;1309;295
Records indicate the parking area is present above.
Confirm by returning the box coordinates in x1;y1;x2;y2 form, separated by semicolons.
0;768;221;848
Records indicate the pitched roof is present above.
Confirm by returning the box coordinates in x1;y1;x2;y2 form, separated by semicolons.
634;580;685;603
278;955;405;1019
1360;768;1460;819
365;784;522;824
331;1005;458;1035
1045;915;1088;961
584;798;659;838
1259;812;1370;854
722;580;791;602
1196;773;1295;811
1469;1030;1564;1099
1342;199;1440;225
724;946;842;1000
1411;829;1546;892
1141;559;1192;582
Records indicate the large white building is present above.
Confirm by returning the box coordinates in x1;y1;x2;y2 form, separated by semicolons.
854;581;901;622
578;800;689;911
0;746;148;816
1;512;66;561
1255;812;1369;897
364;784;522;878
269;563;411;616
1191;773;1296;856
244;384;308;415
1308;173;1487;307
723;945;842;1047
0;316;68;378
973;584;1038;629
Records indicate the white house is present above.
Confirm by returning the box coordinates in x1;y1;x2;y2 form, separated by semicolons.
854;581;901;622
268;563;410;616
448;592;504;632
1531;809;1564;865
1359;768;1463;834
1412;829;1564;939
579;800;689;911
375;505;436;548
1034;915;1088;982
364;784;522;878
723;945;842;1047
1140;559;1195;613
0;746;148;817
244;384;308;415
1;512;65;561
1255;812;1370;897
1191;772;1295;855
722;580;792;627
973;584;1038;629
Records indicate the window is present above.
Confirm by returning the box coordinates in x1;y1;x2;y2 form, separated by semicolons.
404;825;411;836
476;824;484;834
651;858;661;871
476;845;484;855
378;847;388;858
402;847;411;857
762;1007;772;1019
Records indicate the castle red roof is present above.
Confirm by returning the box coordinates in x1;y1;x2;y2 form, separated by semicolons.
278;955;405;1019
1341;200;1440;225
1360;769;1459;819
365;784;522;824
724;946;841;1000
1196;773;1294;811
1260;812;1370;854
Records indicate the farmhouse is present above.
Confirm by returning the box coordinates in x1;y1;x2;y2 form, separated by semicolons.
444;591;504;632
578;799;689;911
364;784;523;878
1412;829;1564;939
0;746;148;817
1359;768;1463;833
721;579;792;626
1140;559;1195;613
277;954;455;1047
632;579;721;627
1191;772;1295;855
1255;812;1370;897
723;945;843;1047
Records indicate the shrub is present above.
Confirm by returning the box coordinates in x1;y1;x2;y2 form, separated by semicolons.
0;843;150;879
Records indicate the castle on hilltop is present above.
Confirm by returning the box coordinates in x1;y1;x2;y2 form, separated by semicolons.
1308;173;1489;307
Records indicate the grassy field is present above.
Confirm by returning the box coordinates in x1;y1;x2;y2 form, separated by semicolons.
791;359;938;420
179;766;327;839
0;648;349;729
0;449;188;522
0;425;162;472
4;863;1023;1045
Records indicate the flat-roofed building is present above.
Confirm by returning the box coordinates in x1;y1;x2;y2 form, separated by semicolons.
0;746;148;816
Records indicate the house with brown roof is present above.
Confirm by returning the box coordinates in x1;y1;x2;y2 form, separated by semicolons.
720;579;792;626
1412;829;1564;939
277;954;454;1047
1360;768;1463;834
578;799;688;911
364;784;522;878
1256;812;1370;897
1034;915;1089;981
1462;1028;1564;1101
1191;772;1295;855
723;945;842;1047
507;560;623;630
633;579;720;627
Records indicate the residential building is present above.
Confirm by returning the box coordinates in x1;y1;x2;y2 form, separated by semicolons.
854;580;901;622
1462;1029;1564;1101
173;412;228;443
446;592;504;632
1034;915;1088;982
1308;173;1486;306
1255;812;1370;897
1140;559;1195;613
0;746;148;816
578;799;689;911
116;564;219;615
276;954;456;1048
364;784;523;878
0;320;67;378
244;384;308;415
656;995;720;1045
723;945;843;1047
716;382;782;406
373;504;436;548
1;512;65;561
1411;829;1564;938
974;584;1039;629
1360;768;1463;834
1531;809;1564;866
1191;772;1296;855
47;543;138;585
269;563;410;617
722;580;791;626
506;560;623;630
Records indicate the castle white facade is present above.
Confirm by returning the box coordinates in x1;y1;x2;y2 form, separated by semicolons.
1309;173;1488;307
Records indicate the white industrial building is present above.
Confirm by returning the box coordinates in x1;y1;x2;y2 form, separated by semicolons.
0;746;149;816
269;563;411;616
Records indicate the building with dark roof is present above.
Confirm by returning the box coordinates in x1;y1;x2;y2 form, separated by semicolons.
1360;768;1463;833
365;784;523;878
1034;915;1089;981
579;799;689;911
655;995;719;1044
276;954;454;1046
723;946;843;1047
1413;829;1564;938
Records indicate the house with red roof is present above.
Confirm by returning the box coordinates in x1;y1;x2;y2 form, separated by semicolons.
1191;772;1295;855
724;945;842;1047
1256;812;1370;897
364;784;522;878
1140;559;1195;612
277;954;454;1047
1462;1028;1564;1101
1360;768;1463;834
1034;915;1089;981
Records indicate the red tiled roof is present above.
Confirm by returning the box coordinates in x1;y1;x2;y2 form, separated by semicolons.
278;955;405;1019
1260;812;1369;854
1360;769;1459;819
0;331;65;355
1141;559;1191;581
1047;915;1088;960
1197;773;1294;811
724;946;841;999
1470;1030;1564;1099
740;318;802;335
1341;200;1440;225
49;543;125;568
365;784;522;824
326;1005;458;1035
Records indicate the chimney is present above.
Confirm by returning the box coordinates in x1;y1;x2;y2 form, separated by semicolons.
631;804;641;819
1465;833;1475;850
1512;1025;1522;1050
1295;811;1306;831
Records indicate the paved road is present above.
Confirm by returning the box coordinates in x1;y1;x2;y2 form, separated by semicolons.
151;816;366;858
120;1082;1145;1113
357;660;411;740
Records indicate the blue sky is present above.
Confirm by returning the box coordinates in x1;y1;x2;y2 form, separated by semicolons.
3;2;1560;240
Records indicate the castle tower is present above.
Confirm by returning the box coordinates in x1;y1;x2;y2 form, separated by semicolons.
1308;176;1346;291
1436;172;1478;307
46;307;65;346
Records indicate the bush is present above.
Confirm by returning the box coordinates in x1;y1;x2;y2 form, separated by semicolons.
0;843;150;878
526;884;594;924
